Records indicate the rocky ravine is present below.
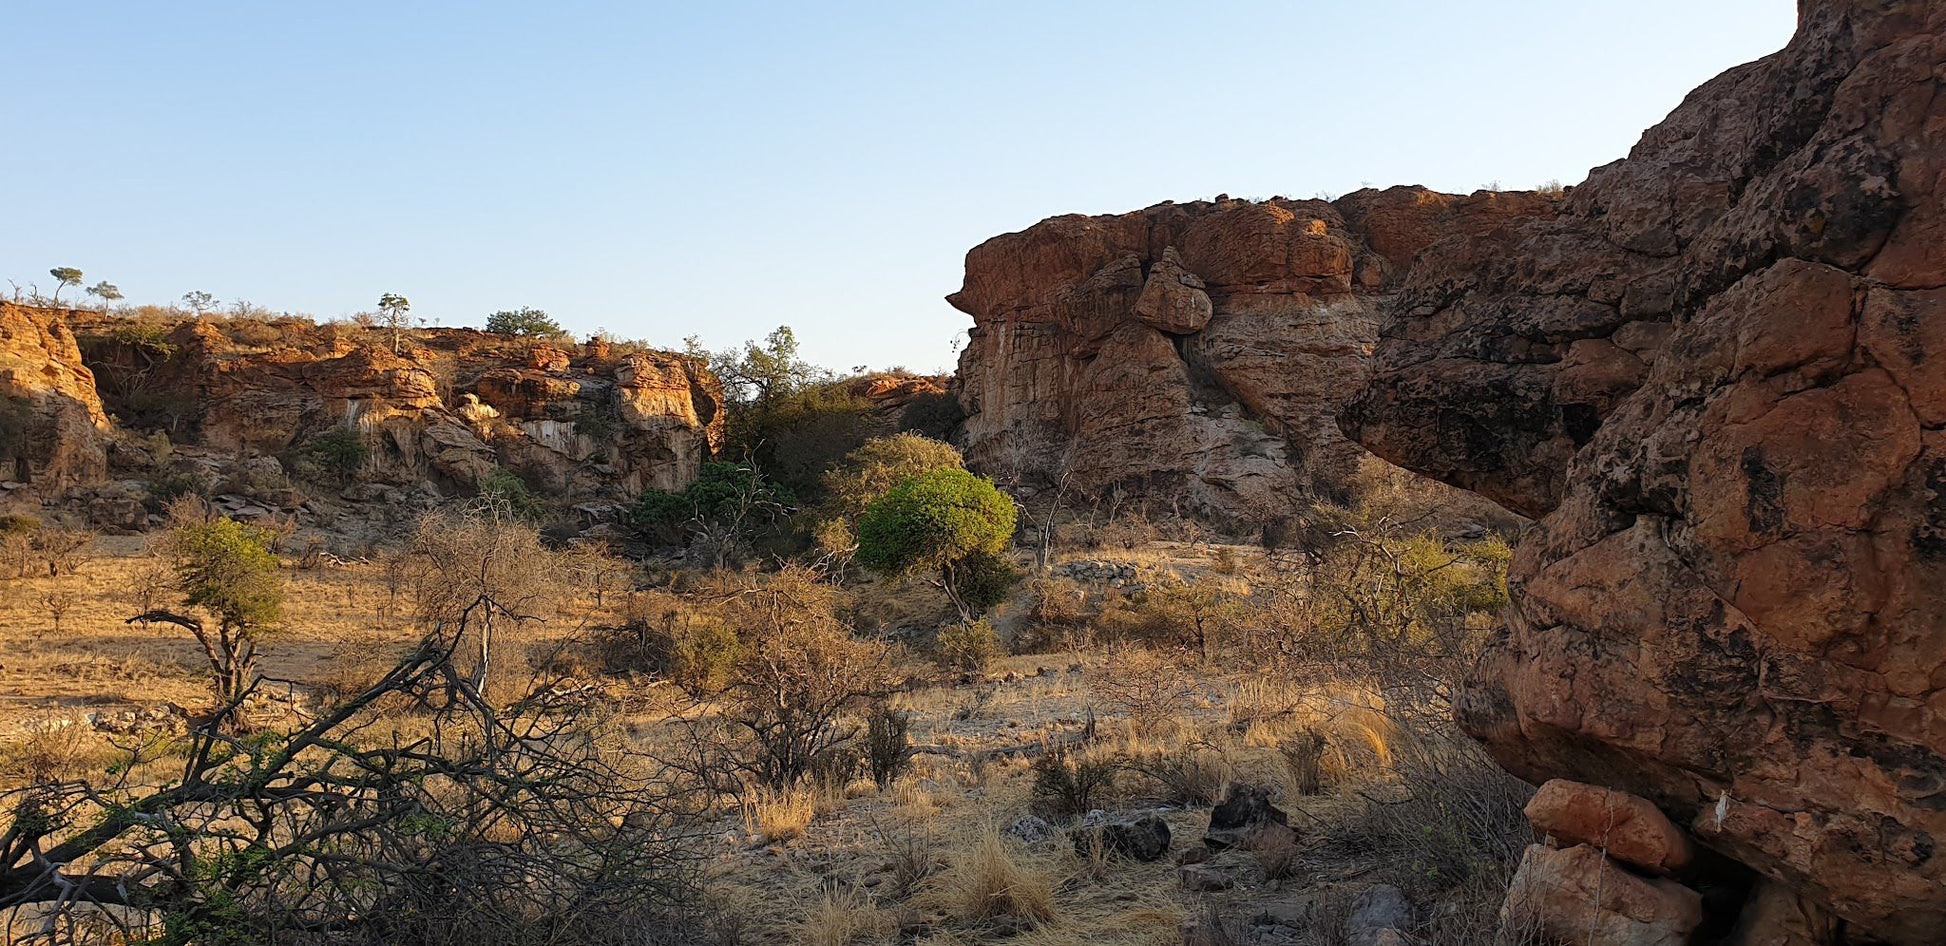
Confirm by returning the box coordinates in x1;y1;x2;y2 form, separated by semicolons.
1344;1;1946;941
949;187;1553;524
1;305;723;530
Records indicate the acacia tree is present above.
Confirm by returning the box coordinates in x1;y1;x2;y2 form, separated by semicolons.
485;306;568;338
856;467;1018;622
377;291;413;353
84;280;122;312
47;267;82;303
181;290;218;315
138;516;284;708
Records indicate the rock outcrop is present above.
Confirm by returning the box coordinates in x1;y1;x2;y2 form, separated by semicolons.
1343;2;1946;941
0;304;110;502
950;188;1551;523
37;310;722;522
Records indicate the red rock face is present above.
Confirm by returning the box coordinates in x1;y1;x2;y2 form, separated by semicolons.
62;313;724;503
1343;2;1946;940
950;189;1550;522
0;304;110;499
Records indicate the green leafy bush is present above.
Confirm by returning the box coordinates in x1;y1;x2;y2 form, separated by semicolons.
485;307;569;338
304;427;369;478
478;466;545;521
856;468;1017;621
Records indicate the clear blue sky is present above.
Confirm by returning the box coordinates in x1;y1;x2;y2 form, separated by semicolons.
4;1;1796;373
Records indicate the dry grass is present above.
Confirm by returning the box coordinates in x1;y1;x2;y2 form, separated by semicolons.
744;787;818;843
798;884;893;946
924;826;1059;927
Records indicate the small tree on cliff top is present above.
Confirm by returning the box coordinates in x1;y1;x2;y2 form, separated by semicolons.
48;267;82;303
486;306;568;338
857;467;1017;621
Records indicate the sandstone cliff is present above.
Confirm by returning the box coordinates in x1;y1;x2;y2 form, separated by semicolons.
949;189;1551;524
3;308;721;528
0;304;111;497
1343;1;1946;940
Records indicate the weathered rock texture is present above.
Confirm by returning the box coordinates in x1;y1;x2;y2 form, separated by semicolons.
950;189;1552;523
1343;2;1946;941
0;304;110;497
57;311;722;509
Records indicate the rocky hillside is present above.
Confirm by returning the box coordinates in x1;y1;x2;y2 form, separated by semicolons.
949;187;1552;524
1345;0;1945;941
1;305;722;532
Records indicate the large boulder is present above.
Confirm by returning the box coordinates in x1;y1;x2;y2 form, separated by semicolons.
949;189;1550;524
1500;844;1704;946
1343;2;1946;940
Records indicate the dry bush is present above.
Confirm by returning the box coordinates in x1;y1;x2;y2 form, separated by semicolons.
595;589;740;692
933;618;1003;672
666;566;893;793
1029;742;1116;820
1099;577;1247;659
872;816;943;900
0;603;707;945
863;702;913;788
1279;729;1328;796
0;725;110;788
0;521;94;580
924;827;1057;928
1087;645;1196;729
391;509;566;704
1127;740;1233;807
1312;719;1535;939
1089;513;1158;551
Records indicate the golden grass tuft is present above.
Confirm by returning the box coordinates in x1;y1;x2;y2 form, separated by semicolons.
797;885;891;946
925;825;1058;927
743;788;816;843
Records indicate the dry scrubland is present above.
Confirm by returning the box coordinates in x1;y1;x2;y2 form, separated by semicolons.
0;474;1532;946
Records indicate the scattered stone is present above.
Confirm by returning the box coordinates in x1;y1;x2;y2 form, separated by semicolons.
1178;861;1238;892
1003;815;1054;844
1524;779;1692;875
1205;783;1296;851
1072;814;1170;862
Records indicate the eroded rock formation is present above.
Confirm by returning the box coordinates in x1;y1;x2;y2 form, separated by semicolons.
1343;2;1946;940
950;188;1550;523
9;310;721;525
0;304;111;500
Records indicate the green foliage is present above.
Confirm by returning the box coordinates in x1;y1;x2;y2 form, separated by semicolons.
102;320;177;357
822;432;964;519
182;290;219;315
856;468;1017;619
168;518;283;632
85;280;123;310
863;702;913;788
632;462;797;563
485;306;568;338
934;618;1003;673
303;427;368;478
48;267;82;301
477;466;545;521
899;391;966;442
856;468;1014;576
